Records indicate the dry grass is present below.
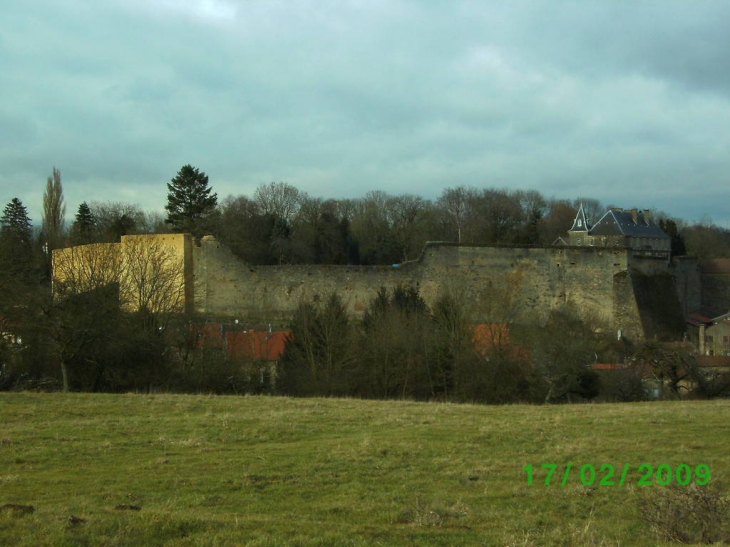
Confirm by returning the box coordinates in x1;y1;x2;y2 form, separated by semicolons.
0;392;728;546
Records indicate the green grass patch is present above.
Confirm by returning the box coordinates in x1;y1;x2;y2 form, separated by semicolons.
1;393;728;546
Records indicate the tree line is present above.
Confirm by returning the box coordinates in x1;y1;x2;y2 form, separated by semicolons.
7;164;730;266
276;285;730;403
1;165;730;399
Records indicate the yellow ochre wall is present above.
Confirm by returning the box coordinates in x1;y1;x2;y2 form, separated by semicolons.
52;233;193;314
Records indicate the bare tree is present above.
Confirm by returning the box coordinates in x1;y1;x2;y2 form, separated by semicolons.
572;198;604;226
119;237;187;324
682;224;730;259
253;182;303;225
50;242;123;391
217;195;277;264
537;199;577;246
253;182;305;263
50;236;187;390
349;191;399;264
438;186;472;243
139;210;169;234
529;307;602;403
467;188;524;244
636;341;697;400
52;243;122;298
89;201;146;242
515;189;547;244
387;194;430;262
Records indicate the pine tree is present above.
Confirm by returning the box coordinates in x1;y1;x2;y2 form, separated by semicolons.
1;198;33;246
70;202;96;244
165;164;217;237
0;198;34;276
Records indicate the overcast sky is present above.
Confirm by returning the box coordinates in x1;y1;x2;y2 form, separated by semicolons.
2;0;729;227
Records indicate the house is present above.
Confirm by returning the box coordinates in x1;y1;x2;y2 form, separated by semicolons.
567;205;671;259
192;323;288;359
225;330;288;363
686;308;730;356
192;322;289;390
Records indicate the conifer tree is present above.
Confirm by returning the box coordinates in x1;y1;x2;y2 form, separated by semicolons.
165;164;217;237
1;198;33;246
70;202;96;244
0;198;34;277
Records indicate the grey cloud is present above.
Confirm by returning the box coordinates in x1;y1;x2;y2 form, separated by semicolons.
509;1;730;95
1;0;729;226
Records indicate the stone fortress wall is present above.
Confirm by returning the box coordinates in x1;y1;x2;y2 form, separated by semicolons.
193;235;703;341
53;233;708;342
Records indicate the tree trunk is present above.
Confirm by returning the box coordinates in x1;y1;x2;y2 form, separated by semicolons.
60;360;69;392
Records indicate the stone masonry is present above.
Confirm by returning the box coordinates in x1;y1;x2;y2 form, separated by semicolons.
193;235;698;341
53;233;701;342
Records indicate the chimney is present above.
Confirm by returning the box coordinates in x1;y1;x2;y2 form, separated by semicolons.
699;324;706;355
630;209;638;223
643;209;651;224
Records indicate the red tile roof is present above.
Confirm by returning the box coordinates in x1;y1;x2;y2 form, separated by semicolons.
192;324;224;348
226;331;289;362
191;324;290;361
592;363;628;371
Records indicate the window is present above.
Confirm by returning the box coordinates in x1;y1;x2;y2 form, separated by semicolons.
723;335;729;344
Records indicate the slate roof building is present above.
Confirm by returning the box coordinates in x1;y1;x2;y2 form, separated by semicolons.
567;205;671;259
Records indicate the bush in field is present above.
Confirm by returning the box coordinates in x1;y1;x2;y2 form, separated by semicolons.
638;483;730;544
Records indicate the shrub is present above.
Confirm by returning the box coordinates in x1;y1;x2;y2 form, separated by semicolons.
638;483;730;544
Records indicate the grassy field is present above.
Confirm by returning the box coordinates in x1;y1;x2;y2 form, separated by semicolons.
0;393;728;546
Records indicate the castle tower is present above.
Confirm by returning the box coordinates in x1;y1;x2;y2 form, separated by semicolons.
568;203;591;246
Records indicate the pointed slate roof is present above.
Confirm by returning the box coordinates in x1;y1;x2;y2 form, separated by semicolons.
568;203;591;232
590;208;669;239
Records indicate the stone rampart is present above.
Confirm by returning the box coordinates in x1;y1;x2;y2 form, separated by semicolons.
54;234;698;342
193;238;685;340
193;236;416;321
672;257;702;316
700;260;730;312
